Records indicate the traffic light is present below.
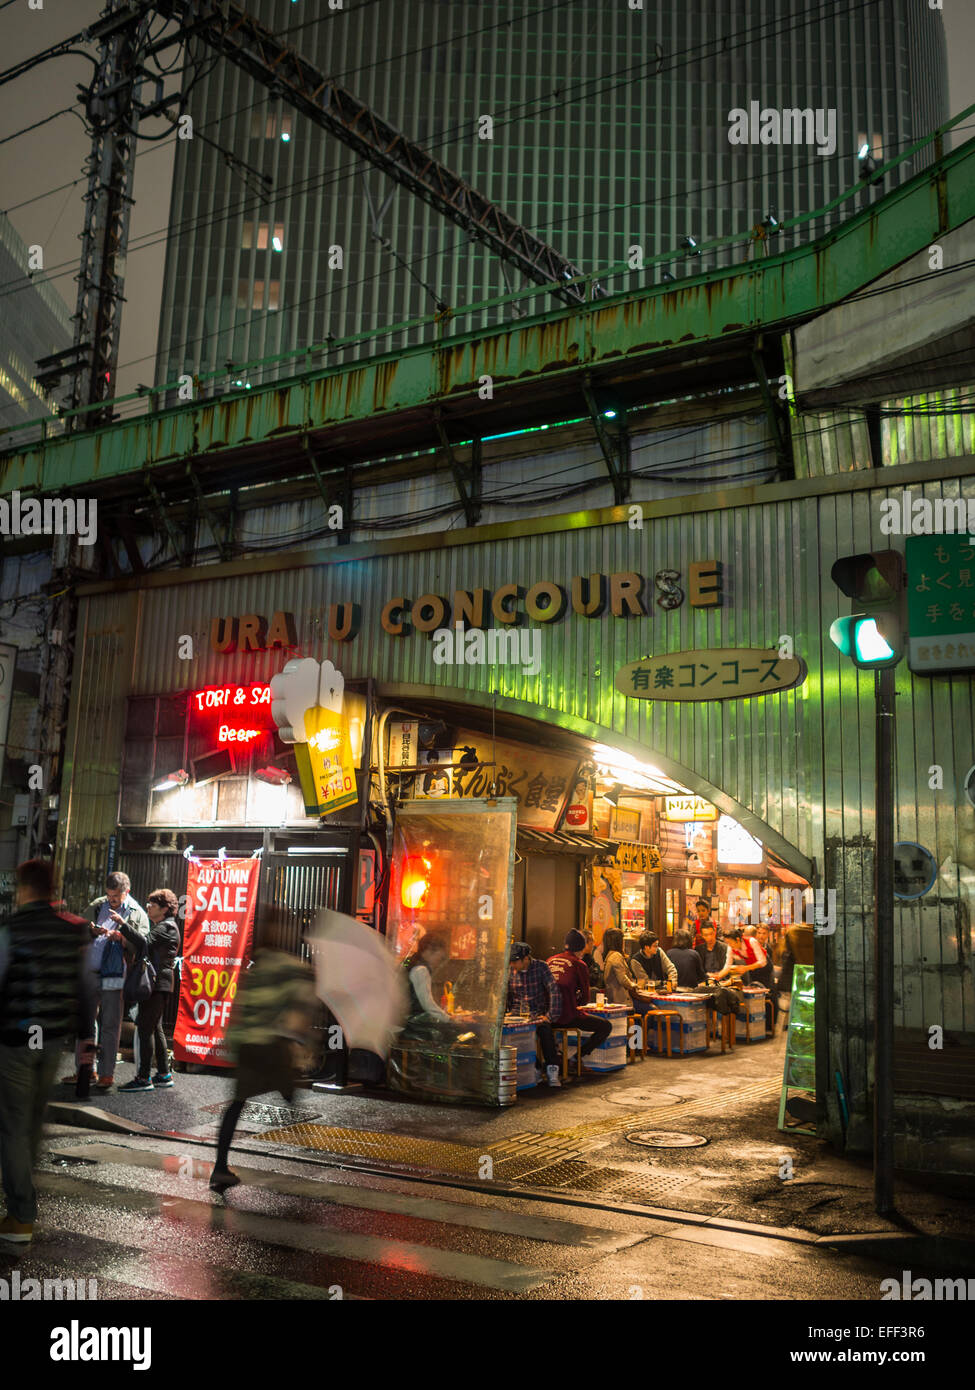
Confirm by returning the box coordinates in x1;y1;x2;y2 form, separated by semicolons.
829;551;906;668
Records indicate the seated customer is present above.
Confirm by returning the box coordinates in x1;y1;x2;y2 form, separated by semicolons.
506;943;561;1087
401;932;462;1041
601;928;654;1015
547;930;612;1059
696;922;732;981
667;930;707;988
630;932;677;991
582;929;603;990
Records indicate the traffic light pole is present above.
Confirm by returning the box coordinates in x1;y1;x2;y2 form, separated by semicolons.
874;665;896;1214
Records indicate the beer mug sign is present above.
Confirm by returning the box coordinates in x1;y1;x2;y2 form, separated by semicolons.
270;658;357;815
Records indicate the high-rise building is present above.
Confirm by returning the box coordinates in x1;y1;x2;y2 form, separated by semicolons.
154;0;949;393
0;212;72;441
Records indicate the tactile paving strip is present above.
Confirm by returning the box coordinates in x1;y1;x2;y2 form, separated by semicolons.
255;1078;779;1208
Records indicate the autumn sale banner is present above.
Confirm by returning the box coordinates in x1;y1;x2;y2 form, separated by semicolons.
174;858;260;1067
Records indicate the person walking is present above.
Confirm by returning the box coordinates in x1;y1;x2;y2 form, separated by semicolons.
0;859;94;1245
116;889;181;1093
81;872;149;1090
209;947;318;1194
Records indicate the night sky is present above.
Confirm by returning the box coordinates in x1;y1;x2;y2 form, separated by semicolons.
1;1;973;404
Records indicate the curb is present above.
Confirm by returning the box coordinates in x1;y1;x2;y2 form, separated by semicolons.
47;1102;157;1136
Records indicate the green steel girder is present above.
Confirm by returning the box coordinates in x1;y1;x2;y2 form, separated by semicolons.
3;131;975;499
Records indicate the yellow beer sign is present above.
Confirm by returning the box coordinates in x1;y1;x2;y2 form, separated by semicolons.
615;648;805;702
270;658;358;816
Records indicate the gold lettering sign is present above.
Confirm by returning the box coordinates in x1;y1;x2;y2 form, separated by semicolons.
614;842;662;873
664;795;717;822
615;648;805;702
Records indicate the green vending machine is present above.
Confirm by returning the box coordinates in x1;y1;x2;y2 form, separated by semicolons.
778;964;815;1134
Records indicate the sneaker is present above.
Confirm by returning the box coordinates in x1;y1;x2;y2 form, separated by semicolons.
151;1073;174;1088
209;1168;241;1194
534;1066;544;1083
545;1064;562;1088
0;1216;34;1245
118;1078;154;1092
95;1076;114;1089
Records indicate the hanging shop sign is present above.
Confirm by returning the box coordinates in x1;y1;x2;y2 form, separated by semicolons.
665;795;717;821
562;779;594;831
387;721;578;831
270;659;357;815
610;806;641;840
615;648;805;701
614;842;662;873
174;856;260;1067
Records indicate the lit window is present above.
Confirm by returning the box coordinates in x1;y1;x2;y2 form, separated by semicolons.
267;280;280;311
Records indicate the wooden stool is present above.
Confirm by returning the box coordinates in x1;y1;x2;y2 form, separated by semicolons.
641;1009;682;1057
550;1027;584;1080
713;1010;735;1053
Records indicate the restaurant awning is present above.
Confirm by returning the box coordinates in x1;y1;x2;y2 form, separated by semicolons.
516;828;616;857
767;861;809;887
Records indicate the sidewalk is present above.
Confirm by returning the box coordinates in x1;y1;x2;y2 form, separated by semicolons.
48;1042;975;1250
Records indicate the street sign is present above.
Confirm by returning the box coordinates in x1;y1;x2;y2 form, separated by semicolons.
615;648;805;700
906;534;975;673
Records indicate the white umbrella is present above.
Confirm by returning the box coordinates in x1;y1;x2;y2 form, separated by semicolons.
307;909;408;1058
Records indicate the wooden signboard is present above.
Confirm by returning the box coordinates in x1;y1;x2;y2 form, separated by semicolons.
616;648;805;701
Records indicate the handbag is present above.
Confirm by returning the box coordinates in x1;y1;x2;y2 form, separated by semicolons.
124;953;157;1004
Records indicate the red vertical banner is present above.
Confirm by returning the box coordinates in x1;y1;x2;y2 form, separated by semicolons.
174;858;261;1067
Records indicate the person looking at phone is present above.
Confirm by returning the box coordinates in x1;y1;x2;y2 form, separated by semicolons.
73;873;149;1090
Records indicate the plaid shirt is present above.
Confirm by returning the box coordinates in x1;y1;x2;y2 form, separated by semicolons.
506;958;557;1019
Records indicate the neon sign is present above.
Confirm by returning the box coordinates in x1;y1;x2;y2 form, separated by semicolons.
217;725;261;744
193;684;272;712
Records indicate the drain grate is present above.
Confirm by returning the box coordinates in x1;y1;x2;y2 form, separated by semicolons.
626;1130;709;1149
199;1101;324;1128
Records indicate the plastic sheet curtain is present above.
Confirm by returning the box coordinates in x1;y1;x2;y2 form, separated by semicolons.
386;798;517;1105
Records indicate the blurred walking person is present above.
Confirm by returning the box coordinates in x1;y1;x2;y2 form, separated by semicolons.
117;888;181;1093
210;947;318;1194
0;859;94;1245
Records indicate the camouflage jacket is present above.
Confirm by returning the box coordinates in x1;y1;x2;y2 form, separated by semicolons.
225;950;319;1054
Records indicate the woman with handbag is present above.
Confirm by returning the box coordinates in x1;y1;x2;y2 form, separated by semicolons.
116;889;181;1094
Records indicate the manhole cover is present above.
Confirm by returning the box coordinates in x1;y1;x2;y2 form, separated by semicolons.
606;1090;683;1108
625;1130;709;1149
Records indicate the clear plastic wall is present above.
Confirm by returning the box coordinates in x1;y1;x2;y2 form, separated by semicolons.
386;797;517;1105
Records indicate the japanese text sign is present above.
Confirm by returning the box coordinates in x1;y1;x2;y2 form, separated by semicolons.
174;857;259;1067
906;535;975;673
615;648;805;701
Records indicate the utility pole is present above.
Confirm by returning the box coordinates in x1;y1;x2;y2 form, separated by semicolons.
69;1;153;424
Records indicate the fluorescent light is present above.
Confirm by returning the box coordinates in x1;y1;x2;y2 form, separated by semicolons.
153;769;189;792
280;131;291;142
272;235;283;251
858;143;870;159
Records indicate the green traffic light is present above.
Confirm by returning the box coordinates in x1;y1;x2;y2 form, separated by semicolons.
829;615;898;667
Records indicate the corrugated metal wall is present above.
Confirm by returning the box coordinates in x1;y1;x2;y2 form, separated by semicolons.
59;466;975;1166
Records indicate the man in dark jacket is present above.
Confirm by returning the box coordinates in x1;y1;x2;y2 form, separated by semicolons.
0;859;94;1245
546;929;612;1058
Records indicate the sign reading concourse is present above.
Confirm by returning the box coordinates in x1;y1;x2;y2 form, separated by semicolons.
615;648;806;701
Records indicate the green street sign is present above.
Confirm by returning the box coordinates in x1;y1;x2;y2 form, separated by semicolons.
906;534;975;673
